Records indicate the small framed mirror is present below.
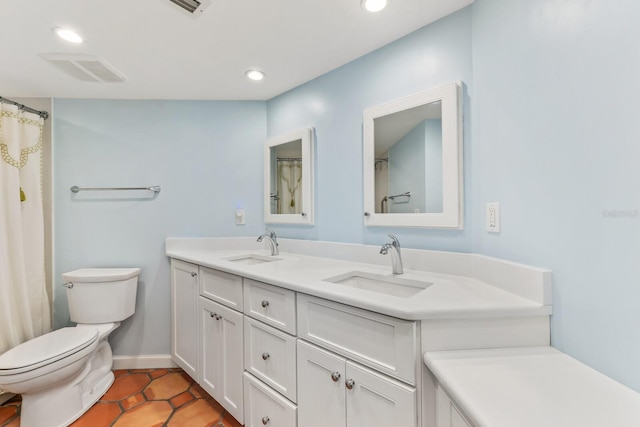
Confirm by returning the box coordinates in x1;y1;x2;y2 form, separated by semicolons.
264;128;314;225
363;82;463;228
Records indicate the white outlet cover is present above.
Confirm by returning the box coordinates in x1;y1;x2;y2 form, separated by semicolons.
486;203;501;233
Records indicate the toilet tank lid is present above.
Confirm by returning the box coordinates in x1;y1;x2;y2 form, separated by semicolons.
62;267;141;282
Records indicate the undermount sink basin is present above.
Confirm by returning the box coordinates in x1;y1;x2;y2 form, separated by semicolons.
224;254;281;265
323;271;432;298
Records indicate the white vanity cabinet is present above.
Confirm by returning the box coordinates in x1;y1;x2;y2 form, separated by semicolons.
297;340;416;427
243;279;299;425
170;259;199;378
198;266;245;424
200;296;244;423
436;385;473;427
168;251;550;427
170;261;246;424
297;294;418;427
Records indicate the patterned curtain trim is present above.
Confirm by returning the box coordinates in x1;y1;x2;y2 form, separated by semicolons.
0;110;43;169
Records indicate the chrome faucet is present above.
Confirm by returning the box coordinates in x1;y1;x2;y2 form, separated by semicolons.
380;234;403;275
257;228;279;256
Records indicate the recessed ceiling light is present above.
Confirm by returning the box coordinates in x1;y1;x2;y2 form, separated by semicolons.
362;0;388;12
53;27;83;44
245;70;265;81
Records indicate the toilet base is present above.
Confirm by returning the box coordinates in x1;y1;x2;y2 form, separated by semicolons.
19;340;115;427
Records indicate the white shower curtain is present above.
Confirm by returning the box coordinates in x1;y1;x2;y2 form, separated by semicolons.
277;159;302;214
0;103;51;355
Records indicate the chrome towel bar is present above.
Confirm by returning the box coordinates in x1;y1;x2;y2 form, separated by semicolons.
70;185;161;193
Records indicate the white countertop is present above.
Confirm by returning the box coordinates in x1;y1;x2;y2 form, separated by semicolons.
166;246;551;320
425;346;640;427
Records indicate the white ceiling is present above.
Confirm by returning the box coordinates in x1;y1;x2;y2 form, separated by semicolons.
0;0;472;101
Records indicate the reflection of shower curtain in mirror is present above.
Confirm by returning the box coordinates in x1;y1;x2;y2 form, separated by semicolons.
276;159;302;214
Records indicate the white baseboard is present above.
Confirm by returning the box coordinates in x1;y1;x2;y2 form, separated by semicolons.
112;354;177;370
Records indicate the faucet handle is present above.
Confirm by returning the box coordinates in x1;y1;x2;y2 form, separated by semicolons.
387;234;401;248
266;227;277;240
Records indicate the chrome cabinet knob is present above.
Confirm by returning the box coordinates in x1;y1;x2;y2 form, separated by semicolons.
210;312;215;318
345;378;355;390
215;314;222;320
262;352;270;361
331;372;341;382
261;300;270;308
191;272;197;277
262;416;270;425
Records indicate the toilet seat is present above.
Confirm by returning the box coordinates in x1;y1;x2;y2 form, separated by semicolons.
0;327;99;375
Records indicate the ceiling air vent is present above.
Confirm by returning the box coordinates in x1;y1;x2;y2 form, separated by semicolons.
40;53;126;83
169;0;211;16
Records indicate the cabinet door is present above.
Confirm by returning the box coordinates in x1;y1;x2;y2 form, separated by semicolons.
297;340;346;427
171;259;199;378
436;384;473;427
345;361;416;427
200;297;244;424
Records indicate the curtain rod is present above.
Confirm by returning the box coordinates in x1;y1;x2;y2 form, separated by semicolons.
0;96;49;120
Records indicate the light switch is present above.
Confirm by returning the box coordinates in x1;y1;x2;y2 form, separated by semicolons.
235;209;245;225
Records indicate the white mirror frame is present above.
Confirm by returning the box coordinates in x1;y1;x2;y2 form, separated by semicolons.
363;81;463;229
264;127;314;225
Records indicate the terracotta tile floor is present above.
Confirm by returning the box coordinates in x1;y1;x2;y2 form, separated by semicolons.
0;368;242;427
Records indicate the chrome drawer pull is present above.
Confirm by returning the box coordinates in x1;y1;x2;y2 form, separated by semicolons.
261;300;270;308
262;416;270;425
345;378;355;390
262;352;270;361
331;372;341;382
191;272;197;277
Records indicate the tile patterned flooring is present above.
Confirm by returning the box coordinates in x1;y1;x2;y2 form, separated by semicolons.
0;368;242;427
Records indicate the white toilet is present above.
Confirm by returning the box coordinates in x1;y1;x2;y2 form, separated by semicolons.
0;267;140;427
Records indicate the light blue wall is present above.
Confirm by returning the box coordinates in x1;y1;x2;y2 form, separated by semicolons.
389;122;426;213
53;99;266;356
471;0;640;391
266;8;473;251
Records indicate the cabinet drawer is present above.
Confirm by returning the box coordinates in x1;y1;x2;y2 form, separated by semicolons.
200;266;243;311
297;293;417;384
244;317;297;402
244;279;296;334
244;373;297;427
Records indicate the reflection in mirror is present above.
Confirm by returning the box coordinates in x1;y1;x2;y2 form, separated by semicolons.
270;140;303;215
363;82;463;228
264;128;314;225
374;100;443;214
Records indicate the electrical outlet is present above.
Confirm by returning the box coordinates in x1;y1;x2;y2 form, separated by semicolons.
486;203;500;233
235;209;245;225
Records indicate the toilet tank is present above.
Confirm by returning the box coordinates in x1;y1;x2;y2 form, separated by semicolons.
62;268;140;324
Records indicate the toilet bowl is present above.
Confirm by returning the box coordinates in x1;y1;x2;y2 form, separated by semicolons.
0;267;139;427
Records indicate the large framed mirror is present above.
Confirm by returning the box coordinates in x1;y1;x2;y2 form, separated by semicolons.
264;127;314;225
363;82;463;228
